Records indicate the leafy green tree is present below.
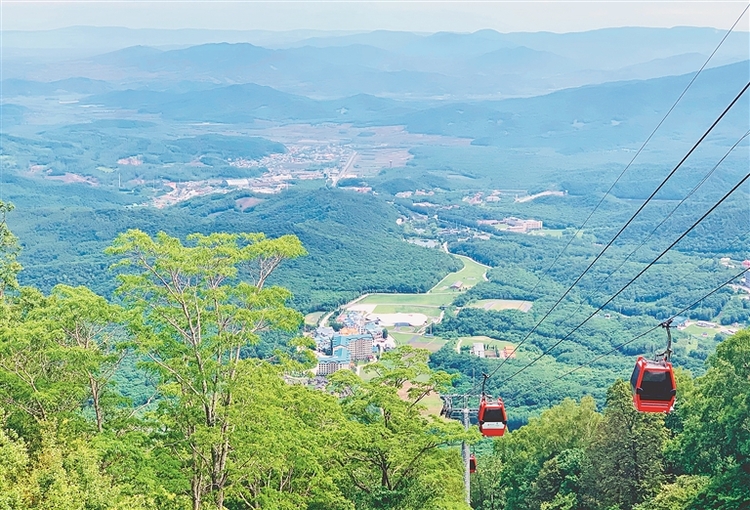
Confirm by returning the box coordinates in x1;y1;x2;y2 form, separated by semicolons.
107;230;306;510
673;329;750;472
529;448;586;510
632;475;709;510
670;329;750;509
43;285;126;433
0;201;22;298
0;423;27;509
584;379;668;510
224;361;352;510
485;397;601;510
469;453;505;510
0;285;124;437
330;346;472;510
0;287;90;429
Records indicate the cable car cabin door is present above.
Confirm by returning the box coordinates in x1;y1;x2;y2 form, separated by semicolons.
630;356;676;413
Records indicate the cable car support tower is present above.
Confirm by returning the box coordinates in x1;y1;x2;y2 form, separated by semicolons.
440;394;477;507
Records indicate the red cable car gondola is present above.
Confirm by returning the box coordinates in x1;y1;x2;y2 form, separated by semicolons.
630;357;676;413
630;319;676;413
469;454;477;474
478;395;507;437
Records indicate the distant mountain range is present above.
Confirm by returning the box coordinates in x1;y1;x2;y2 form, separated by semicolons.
3;26;747;99
75;59;749;162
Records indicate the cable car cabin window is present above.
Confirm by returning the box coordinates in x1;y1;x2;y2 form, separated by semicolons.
630;364;641;392
640;370;674;401
482;407;506;423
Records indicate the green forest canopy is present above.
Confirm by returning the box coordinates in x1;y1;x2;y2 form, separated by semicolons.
1;204;748;509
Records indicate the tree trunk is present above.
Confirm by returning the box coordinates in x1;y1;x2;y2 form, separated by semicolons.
89;375;103;433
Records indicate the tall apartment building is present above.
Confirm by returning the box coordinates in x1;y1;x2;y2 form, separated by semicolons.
332;334;374;362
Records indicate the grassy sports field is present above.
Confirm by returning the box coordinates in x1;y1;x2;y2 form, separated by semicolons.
373;304;443;317
430;254;487;292
358;292;453;306
468;299;533;312
304;311;325;326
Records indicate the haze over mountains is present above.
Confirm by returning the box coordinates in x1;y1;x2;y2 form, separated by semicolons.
4;26;749;98
1;24;748;294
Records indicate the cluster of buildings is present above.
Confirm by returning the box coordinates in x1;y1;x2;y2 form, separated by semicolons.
395;189;435;198
146;142;357;207
478;217;543;233
719;258;750;270
313;310;396;375
229;143;353;174
462;191;502;205
470;342;517;359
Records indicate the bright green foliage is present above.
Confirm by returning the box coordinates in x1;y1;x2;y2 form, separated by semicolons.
331;347;473;510
225;361;352;510
672;329;750;474
0;201;22;298
0;424;27;509
479;396;601;510
107;229;306;509
0;284;124;439
42;285;126;432
0;422;167;510
669;329;750;508
0;287;90;428
469;453;505;510
584;379;668;510
530;448;586;510
633;475;709;510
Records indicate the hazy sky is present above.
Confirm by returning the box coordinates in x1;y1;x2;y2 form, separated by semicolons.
3;1;749;33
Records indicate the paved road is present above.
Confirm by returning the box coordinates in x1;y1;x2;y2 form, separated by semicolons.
331;151;358;186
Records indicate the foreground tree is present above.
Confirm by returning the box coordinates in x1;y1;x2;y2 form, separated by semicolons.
330;346;472;510
107;230;306;510
225;361;352;509
482;396;601;510
0;285;124;438
0;200;21;298
671;328;750;509
584;379;668;510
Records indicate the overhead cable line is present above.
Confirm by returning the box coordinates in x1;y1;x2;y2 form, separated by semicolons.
496;171;750;387
550;129;750;333
601;130;750;277
511;3;750;311
465;80;750;395
511;266;750;401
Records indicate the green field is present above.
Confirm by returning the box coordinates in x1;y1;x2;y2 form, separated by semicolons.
390;331;418;345
373;304;443;317
682;324;719;337
358;292;454;306
468;299;533;312
348;253;493;356
419;392;444;416
389;331;448;353
304;311;325;326
407;336;449;353
430;254;487;292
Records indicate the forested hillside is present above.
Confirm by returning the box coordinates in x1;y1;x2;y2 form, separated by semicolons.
1;20;748;509
468;329;750;510
1;203;748;509
10;188;460;311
